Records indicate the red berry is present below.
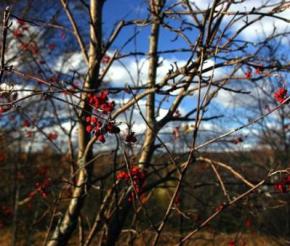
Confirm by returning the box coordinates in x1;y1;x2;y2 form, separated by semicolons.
86;125;93;133
274;87;288;104
13;29;23;38
228;240;235;246
86;116;91;122
245;71;252;79
97;134;106;143
23;119;31;127
102;55;111;64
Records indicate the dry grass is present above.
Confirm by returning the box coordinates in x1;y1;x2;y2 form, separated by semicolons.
0;230;280;246
122;231;284;246
0;229;286;245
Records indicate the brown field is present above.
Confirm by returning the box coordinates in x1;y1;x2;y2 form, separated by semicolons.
0;230;287;246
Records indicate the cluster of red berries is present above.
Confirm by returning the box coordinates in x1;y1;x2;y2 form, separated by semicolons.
12;28;23;38
86;116;120;143
244;71;252;79
88;89;115;114
48;131;58;141
243;67;288;104
244;66;264;79
23;119;31;128
274;87;288;104
86;90;120;142
274;175;290;193
0;105;11;114
13;19;42;56
20;41;39;55
28;177;51;199
86;116;103;140
116;166;146;194
12;19;29;38
22;119;36;138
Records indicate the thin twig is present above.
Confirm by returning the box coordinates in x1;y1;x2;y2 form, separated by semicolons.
60;0;89;64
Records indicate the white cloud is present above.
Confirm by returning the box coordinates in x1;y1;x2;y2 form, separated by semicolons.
183;0;290;42
200;121;220;131
105;56;187;86
188;0;213;10
54;52;87;74
228;0;289;41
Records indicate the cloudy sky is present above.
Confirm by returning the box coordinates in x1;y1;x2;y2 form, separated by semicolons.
2;0;289;152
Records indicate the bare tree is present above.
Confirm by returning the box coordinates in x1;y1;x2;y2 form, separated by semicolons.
0;0;289;245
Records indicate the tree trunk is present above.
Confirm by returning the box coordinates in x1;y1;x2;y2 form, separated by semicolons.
139;0;163;168
47;1;104;245
102;1;163;245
